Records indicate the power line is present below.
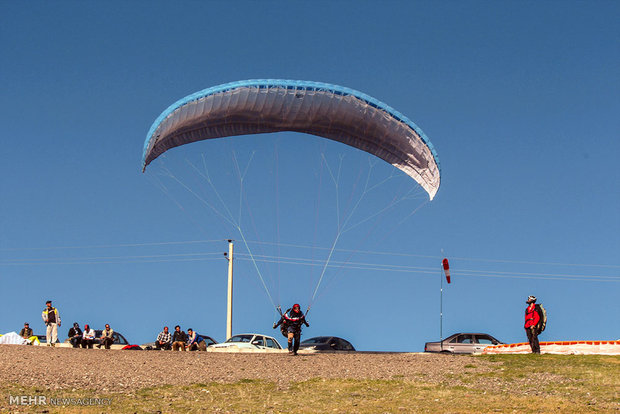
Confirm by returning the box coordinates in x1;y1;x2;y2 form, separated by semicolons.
232;255;619;282
2;252;223;263
3;238;618;271
0;239;225;252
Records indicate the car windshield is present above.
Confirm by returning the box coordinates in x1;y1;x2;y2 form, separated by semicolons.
227;335;253;343
201;336;216;346
301;337;330;344
113;332;127;344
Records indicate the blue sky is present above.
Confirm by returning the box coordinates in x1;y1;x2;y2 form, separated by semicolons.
1;1;618;351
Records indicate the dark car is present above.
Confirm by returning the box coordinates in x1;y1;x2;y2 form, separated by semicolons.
299;336;356;352
193;334;218;348
35;334;60;344
424;332;503;354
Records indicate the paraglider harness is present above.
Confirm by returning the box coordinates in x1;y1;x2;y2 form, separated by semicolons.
276;305;309;338
534;303;547;335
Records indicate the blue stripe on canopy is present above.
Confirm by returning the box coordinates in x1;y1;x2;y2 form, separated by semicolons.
142;79;441;199
144;80;440;170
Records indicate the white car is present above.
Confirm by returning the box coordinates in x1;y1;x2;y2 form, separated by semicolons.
424;333;504;354
209;333;282;351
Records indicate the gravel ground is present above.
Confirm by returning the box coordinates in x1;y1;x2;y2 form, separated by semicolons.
0;345;501;393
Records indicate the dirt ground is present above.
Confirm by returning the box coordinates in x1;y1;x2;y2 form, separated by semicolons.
1;345;497;392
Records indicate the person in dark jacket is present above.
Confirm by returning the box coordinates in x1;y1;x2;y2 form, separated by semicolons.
171;325;187;351
41;300;61;346
273;304;309;355
19;323;33;340
524;295;541;354
68;322;83;348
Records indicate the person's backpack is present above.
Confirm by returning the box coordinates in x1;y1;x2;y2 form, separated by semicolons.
534;304;547;334
278;308;292;337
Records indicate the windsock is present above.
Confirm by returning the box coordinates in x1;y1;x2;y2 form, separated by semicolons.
442;258;451;284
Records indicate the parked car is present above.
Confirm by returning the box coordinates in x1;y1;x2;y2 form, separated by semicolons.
424;333;503;354
62;330;131;350
141;334;218;350
299;336;356;352
209;333;282;350
34;334;60;345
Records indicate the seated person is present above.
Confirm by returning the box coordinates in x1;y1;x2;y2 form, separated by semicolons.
98;324;115;349
171;325;187;351
155;326;172;350
81;324;96;348
68;322;82;348
19;322;33;340
186;329;207;351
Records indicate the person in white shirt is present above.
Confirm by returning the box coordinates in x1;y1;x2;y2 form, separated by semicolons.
82;324;96;349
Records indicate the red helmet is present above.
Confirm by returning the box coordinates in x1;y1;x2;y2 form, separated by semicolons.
293;304;300;309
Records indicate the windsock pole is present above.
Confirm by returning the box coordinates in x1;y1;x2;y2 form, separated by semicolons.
440;260;444;351
226;240;234;340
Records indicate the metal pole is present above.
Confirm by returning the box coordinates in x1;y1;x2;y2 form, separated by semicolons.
440;258;444;351
226;240;234;340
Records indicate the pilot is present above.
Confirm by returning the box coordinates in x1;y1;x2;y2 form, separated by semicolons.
273;304;309;355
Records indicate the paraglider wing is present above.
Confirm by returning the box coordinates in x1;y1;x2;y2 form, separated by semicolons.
142;80;441;200
442;258;451;284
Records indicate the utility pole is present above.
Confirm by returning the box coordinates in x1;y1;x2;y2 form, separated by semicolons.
225;240;234;340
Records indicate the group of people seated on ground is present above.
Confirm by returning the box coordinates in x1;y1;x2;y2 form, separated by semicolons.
154;325;207;351
18;321;116;349
67;322;115;349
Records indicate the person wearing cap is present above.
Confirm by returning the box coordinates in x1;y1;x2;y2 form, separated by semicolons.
68;322;83;348
19;323;33;340
273;303;309;355
524;295;541;354
41;300;61;346
82;324;96;348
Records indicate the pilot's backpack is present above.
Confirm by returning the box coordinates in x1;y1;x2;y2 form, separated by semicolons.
534;304;547;335
280;321;288;338
279;309;291;337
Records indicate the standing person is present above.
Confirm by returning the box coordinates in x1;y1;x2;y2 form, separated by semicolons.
524;295;541;354
171;325;187;351
41;300;61;346
19;323;33;340
155;326;172;350
273;304;310;355
68;322;83;348
186;329;207;351
82;324;96;348
99;324;115;349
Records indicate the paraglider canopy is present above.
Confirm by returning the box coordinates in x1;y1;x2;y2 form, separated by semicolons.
142;79;441;200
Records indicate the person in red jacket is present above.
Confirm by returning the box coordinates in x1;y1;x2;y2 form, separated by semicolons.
273;304;309;355
524;295;541;354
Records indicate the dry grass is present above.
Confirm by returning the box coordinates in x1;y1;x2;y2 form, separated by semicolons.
2;354;618;413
